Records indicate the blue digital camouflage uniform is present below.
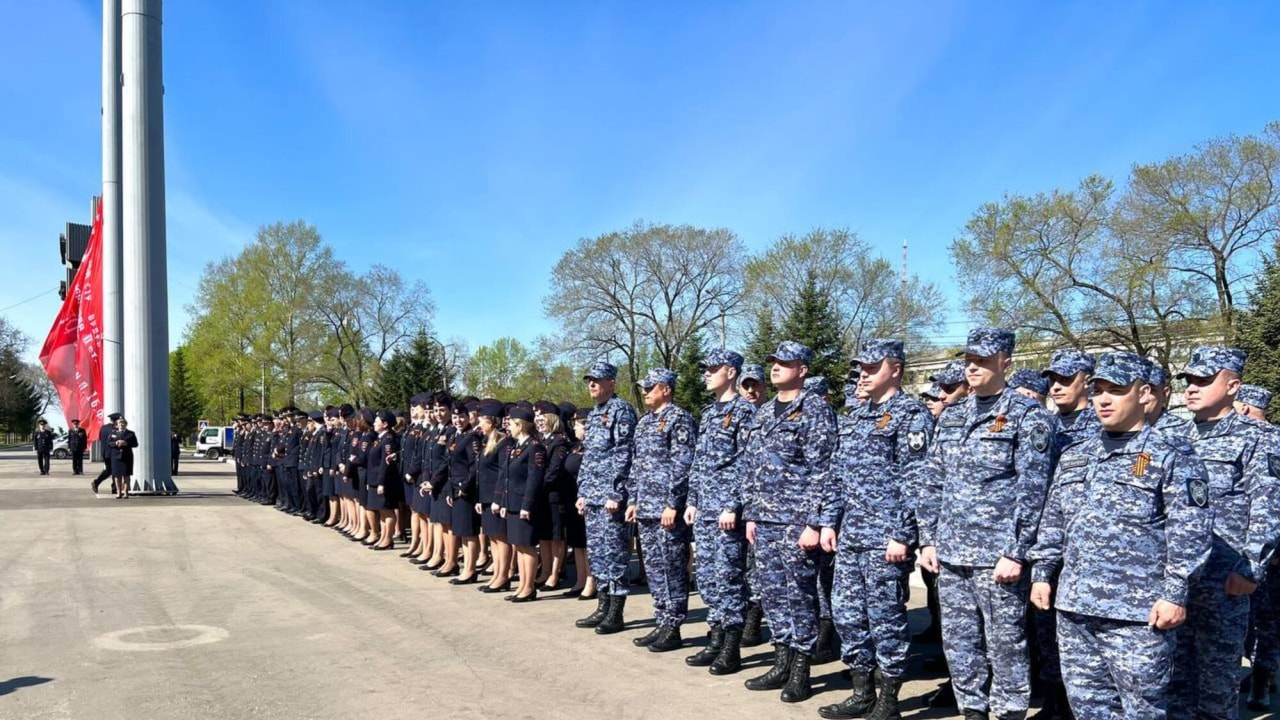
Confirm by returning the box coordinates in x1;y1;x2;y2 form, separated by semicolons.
1239;384;1273;412
823;339;932;680
688;350;756;630
931;359;967;386
805;374;836;624
917;327;1054;719
739;362;767;607
628;368;697;629
1169;347;1280;720
1244;388;1280;680
742;341;838;655
1008;369;1049;397
579;362;639;598
1031;351;1212;720
804;376;830;397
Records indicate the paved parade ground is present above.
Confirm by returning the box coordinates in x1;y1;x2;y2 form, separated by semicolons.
0;450;1265;720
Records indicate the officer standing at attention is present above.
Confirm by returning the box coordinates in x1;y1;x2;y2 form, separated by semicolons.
917;327;1054;720
91;412;123;493
33;419;54;475
1236;384;1272;422
1044;349;1101;445
1168;346;1280;720
1141;364;1194;440
625;368;697;653
170;430;181;475
1008;370;1050;407
742;341;838;704
67;419;88;475
736;361;769;648
574;362;638;635
818;339;933;720
684;349;756;675
805;372;841;665
1030;351;1211;720
1236;383;1280;709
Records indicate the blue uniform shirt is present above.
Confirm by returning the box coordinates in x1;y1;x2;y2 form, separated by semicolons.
687;395;757;517
627;403;697;519
742;389;838;527
578;395;638;506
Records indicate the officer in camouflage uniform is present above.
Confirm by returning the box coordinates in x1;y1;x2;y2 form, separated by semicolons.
918;327;1054;720
805;376;830;400
1043;349;1101;447
737;362;769;647
742;341;838;704
803;373;840;663
684;349;756;674
1236;384;1272;422
1168;346;1280;720
1239;383;1280;710
1030;351;1212;720
1009;369;1049;407
818;339;933;720
574;361;639;635
1142;364;1193;441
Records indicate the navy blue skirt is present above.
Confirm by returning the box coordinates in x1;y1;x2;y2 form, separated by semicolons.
321;470;336;498
430;489;453;523
451;498;480;537
482;506;506;538
506;514;537;548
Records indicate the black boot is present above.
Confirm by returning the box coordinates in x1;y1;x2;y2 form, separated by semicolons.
865;671;901;720
648;626;683;652
709;626;743;675
744;645;792;691
780;652;813;703
595;594;626;634
687;626;724;666
632;627;662;647
1030;681;1072;720
927;681;958;709
818;670;876;719
962;711;990;720
576;594;610;629
741;602;766;647
813;618;838;664
1249;668;1274;711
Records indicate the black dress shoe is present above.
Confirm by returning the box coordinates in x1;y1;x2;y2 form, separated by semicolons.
450;574;480;585
433;567;460;578
409;558;430;565
372;545;396;552
481;582;512;594
564;588;584;598
577;591;598;601
423;561;444;571
510;590;538;603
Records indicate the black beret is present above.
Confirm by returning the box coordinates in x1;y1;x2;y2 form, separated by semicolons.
508;405;535;423
324;407;339;419
339;403;355;418
308;411;324;422
557;401;577;416
574;407;591;421
534;400;559;416
463;400;480;413
478;400;504;418
108;412;122;421
359;408;375;426
376;410;395;427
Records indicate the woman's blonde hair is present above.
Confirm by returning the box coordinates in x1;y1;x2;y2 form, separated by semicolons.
481;415;507;457
508;418;536;439
540;412;563;436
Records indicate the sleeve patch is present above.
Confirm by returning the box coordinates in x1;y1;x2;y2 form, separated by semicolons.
1188;478;1209;508
1269;454;1280;478
906;430;926;453
1029;422;1050;454
675;426;691;445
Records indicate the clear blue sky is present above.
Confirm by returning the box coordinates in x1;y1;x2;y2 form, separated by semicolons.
3;0;1279;362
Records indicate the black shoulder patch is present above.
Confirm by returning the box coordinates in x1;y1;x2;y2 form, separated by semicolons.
1269;454;1280;479
1188;477;1209;508
1028;421;1051;454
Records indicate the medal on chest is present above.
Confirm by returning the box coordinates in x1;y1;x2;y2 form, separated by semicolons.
875;412;891;430
989;414;1007;433
1133;451;1151;477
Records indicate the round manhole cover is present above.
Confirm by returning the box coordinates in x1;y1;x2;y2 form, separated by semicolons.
94;624;229;652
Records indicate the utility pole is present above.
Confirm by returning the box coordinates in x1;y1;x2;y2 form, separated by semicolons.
102;0;123;420
121;0;176;494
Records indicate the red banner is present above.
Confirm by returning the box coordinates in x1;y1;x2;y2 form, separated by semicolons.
39;199;105;438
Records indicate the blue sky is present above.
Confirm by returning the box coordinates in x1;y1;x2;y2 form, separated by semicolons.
3;0;1279;364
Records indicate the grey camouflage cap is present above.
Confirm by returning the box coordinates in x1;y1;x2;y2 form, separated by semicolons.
1238;384;1272;410
1091;351;1149;387
583;361;619;381
1177;346;1247;380
1143;358;1168;387
766;340;813;365
1009;369;1049;396
738;363;765;386
1042;349;1095;378
920;382;943;400
958;327;1015;358
804;376;829;395
854;338;905;366
637;367;677;389
929;359;967;385
699;348;744;371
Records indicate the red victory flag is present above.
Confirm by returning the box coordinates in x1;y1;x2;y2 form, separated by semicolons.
39;199;105;438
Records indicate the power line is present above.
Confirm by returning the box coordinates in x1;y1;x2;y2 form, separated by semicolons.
0;288;57;314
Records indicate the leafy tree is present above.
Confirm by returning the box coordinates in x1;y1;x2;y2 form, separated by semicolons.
673;332;713;418
370;330;449;409
744;310;782;368
465;337;534;398
780;270;848;388
169;346;203;440
0;348;41;435
1237;243;1280;423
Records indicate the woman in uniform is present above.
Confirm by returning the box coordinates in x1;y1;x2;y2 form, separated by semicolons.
534;401;571;590
564;407;594;599
335;405;359;535
426;394;458;575
476;400;514;593
106;416;139;499
445;402;483;583
499;406;547;603
365;409;400;551
350;409;376;545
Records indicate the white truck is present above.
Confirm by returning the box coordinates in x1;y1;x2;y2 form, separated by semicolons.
194;425;235;459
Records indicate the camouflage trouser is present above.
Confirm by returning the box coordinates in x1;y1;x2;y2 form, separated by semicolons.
818;550;835;621
832;547;912;678
1249;568;1280;671
637;518;690;627
747;543;760;603
584;505;631;597
693;520;748;628
1168;570;1249;720
939;563;1031;719
1057;610;1173;720
1032;605;1062;683
754;522;820;654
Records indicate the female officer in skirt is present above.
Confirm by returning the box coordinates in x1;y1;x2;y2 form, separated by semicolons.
564;407;594;599
444;402;483;583
106;416;139;499
351;409;376;545
534;400;571;590
476;400;514;593
424;394;456;572
365;409;400;550
498;405;548;603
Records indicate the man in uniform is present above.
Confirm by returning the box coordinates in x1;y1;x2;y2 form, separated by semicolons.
1043;349;1100;446
739;364;767;409
1169;346;1280;720
92;412;122;493
918;327;1054;720
737;361;769;647
1236;384;1272;422
804;371;840;663
67;419;88;475
684;349;756;674
1030;351;1211;720
33;419;54;475
818;339;933;720
626;368;697;652
1009;370;1049;407
1237;383;1280;709
1142;364;1193;441
574;362;638;635
742;341;838;704
170;430;181;475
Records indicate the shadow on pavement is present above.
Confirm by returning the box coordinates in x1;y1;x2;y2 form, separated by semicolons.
0;676;53;696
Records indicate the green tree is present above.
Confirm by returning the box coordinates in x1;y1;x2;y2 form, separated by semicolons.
1237;243;1280;423
370;330;449;408
0;318;41;435
169;346;203;439
465;337;533;398
780;270;848;388
673;331;713;418
744;310;782;368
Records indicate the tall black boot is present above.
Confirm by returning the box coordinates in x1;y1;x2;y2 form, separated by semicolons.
595;594;626;634
1249;668;1274;711
709;626;743;675
741;602;766;647
744;645;792;691
865;670;901;720
648;625;683;653
813;618;838;664
686;626;724;666
576;594;610;629
818;670;876;719
780;651;813;703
